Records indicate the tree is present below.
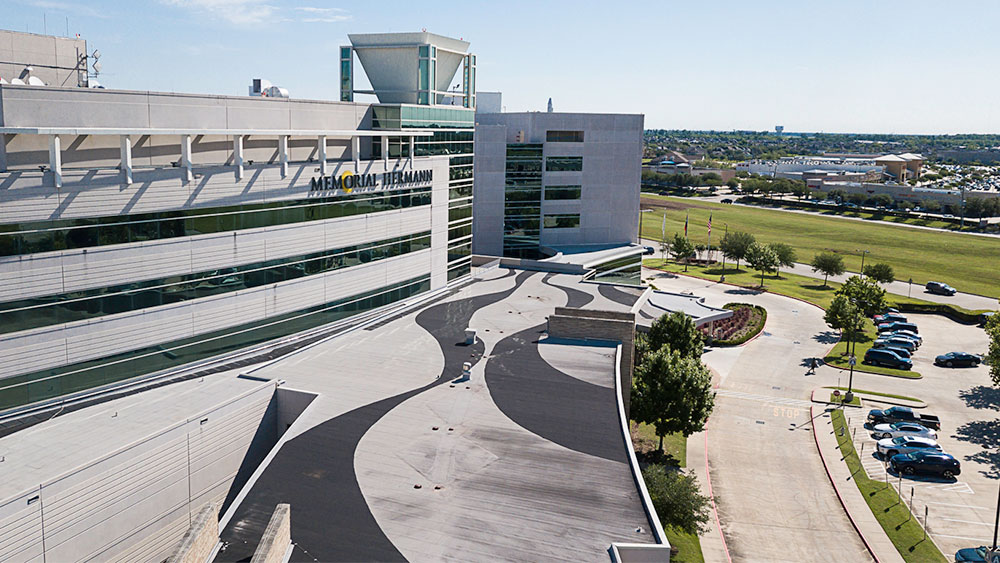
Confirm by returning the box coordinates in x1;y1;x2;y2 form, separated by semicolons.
873;194;894;208
719;231;755;271
847;193;866;206
695;243;707;261
836;275;889;318
768;242;797;277
632;348;715;450
923;199;942;213
966;197;986;219
659;237;671;260
726;178;739;189
671;233;695;271
745;242;779;287
824;295;865;342
648;311;704;359
828;189;847;203
986;314;1000;387
642;465;712;535
811;252;845;287
863;262;895;285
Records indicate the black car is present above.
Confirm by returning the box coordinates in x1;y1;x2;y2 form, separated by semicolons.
925;281;957;296
935;352;983;368
890;451;961;479
864;348;912;370
720;198;734;204
642;246;655;256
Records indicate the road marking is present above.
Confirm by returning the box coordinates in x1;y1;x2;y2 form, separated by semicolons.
940;517;993;526
926;501;993;510
715;389;813;408
932;533;991;542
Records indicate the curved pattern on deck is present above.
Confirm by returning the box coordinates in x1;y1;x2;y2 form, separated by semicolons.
484;324;626;464
217;270;528;563
542;273;594;308
598;284;642;308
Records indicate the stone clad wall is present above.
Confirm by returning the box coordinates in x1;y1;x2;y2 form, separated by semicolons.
250;504;291;563
165;504;219;563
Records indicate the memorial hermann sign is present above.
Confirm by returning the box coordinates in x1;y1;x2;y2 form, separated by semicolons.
310;169;433;194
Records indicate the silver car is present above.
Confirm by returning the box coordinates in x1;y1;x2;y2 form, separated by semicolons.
876;436;942;458
872;421;937;441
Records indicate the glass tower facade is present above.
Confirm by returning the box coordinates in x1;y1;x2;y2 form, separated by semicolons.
372;105;475;279
502;144;544;258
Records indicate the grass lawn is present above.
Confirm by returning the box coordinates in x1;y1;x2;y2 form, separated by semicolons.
639;195;1000;298
629;423;704;561
829;392;862;407
824;387;922;403
644;260;925;378
831;410;946;562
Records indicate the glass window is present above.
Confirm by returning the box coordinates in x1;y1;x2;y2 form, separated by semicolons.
543;214;581;229
545;157;583;172
544;185;582;200
546;130;585;142
418;45;430;57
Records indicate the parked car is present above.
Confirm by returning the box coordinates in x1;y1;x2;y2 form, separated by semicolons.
871;421;937;440
925;281;957;296
864;348;912;369
891;451;961;479
980;312;996;328
955;546;1000;562
642;246;655;256
882;346;912;359
935;352;983;368
873;337;917;352
877;436;941;458
720;198;734;204
878;321;919;334
868;406;941;430
874;312;907;324
888;330;922;346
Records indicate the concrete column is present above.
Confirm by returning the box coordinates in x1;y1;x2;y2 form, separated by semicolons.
180;134;193;182
279;135;289;178
48;134;62;188
351;135;360;169
381;136;389;165
120;135;133;185
318;135;327;176
233;135;244;181
408;136;415;164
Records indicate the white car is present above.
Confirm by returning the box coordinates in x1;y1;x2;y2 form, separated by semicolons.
889;330;922;346
872;422;937;441
876;436;942;458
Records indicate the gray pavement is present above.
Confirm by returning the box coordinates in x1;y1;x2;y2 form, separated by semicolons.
644;268;872;562
640;237;999;310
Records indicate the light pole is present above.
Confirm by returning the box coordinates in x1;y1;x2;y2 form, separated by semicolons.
991;483;1000;561
858;249;870;278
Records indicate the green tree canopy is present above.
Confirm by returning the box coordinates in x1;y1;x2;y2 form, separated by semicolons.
745;242;779;286
648;311;704;359
642;465;712;535
768;242;797;277
986;314;1000;387
671;233;695;271
824;295;865;341
863;262;895;285
719;231;755;271
811;251;845;287
632;348;715;449
835;275;889;318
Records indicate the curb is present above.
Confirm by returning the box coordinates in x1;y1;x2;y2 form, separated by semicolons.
810;388;863;408
819;387;926;409
810;405;882;563
822;360;923;380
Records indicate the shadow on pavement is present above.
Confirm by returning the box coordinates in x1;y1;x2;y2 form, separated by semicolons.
813;331;841;345
724;288;762;295
953;419;1000;479
959;385;1000;410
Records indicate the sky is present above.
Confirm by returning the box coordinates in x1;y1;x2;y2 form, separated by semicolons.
4;0;1000;135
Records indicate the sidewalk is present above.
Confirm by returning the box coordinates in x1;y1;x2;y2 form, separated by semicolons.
811;405;905;563
687;428;731;563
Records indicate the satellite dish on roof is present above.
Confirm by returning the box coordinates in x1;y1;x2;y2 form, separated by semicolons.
27;76;46;86
10;78;25;85
0;77;7;84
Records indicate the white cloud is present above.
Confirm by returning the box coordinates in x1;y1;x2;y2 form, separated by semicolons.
161;1;351;26
295;6;351;23
161;0;279;26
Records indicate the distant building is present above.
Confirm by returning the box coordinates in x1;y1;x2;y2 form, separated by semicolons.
472;110;643;272
0;29;89;88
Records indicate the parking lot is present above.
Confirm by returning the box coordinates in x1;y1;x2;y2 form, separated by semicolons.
846;313;996;557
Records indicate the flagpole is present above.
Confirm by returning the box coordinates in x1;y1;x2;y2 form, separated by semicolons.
707;214;712;264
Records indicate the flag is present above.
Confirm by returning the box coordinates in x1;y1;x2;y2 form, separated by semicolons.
684;212;689;238
707;213;712;236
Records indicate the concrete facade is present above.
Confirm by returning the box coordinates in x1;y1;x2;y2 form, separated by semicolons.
472;111;643;257
0;83;459;412
0;30;88;89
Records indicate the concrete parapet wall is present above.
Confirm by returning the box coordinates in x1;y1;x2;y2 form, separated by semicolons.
547;309;635;415
166;503;218;563
250;503;291;563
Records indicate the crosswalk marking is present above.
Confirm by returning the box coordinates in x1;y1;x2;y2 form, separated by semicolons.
715;388;813;408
